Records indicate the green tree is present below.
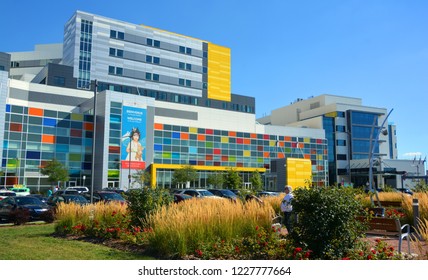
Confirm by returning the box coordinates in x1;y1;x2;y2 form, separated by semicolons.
250;171;263;192
207;172;224;188
132;169;152;188
172;165;198;188
289;186;365;259
40;159;69;187
223;168;242;189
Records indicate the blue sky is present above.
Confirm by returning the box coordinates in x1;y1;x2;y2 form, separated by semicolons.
1;0;427;162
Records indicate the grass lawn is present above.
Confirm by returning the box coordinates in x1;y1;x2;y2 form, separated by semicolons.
0;223;155;260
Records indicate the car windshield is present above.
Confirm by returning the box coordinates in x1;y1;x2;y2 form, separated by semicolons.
100;193;125;201
65;195;88;203
0;192;16;197
15;197;43;205
220;190;236;196
199;190;214;197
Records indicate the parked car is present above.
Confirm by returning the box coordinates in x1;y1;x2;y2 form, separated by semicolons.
0;196;52;224
257;191;281;197
208;189;237;201
0;190;17;201
173;193;193;203
65;186;89;194
174;189;222;199
53;189;80;196
83;190;127;204
395;188;413;195
47;194;89;207
10;187;31;196
27;194;48;204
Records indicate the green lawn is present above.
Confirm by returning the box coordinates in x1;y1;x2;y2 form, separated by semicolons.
0;223;155;260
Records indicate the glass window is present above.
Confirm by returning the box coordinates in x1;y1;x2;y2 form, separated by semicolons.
146;73;152;80
153;74;159;81
179;46;185;53
109;48;115;56
179;62;185;69
153;57;160;64
146;55;152;63
117;49;123;57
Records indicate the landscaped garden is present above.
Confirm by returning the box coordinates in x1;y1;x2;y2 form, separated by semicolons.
47;187;428;260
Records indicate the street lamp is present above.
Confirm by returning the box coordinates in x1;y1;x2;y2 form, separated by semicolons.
368;109;393;207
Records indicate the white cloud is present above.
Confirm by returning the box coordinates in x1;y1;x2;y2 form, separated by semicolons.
402;152;422;158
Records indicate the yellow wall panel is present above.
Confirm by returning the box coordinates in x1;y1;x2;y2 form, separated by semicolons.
286;158;312;189
208;43;231;101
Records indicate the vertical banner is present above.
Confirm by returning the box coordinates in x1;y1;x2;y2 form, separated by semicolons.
121;106;146;169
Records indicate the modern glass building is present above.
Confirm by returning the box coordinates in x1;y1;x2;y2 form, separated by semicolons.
0;11;328;193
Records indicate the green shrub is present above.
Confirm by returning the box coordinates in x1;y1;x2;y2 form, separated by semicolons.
126;187;173;227
289;186;365;259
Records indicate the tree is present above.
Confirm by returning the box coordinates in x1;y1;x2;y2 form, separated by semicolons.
250;171;263;192
40;159;69;187
207;172;224;188
132;169;152;188
223;168;242;189
172;165;198;188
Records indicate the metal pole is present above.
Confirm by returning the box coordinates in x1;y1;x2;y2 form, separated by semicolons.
128;133;132;189
413;198;420;239
90;80;98;203
369;109;393;207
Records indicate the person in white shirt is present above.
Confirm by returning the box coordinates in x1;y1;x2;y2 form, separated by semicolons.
280;185;294;233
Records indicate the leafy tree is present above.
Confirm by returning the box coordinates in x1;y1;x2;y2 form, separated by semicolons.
40;159;69;187
207;172;224;188
172;165;198;187
223;168;242;189
132;169;152;188
126;187;173;227
289;186;365;259
250;171;263;192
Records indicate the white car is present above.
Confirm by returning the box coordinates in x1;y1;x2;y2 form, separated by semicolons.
0;190;17;201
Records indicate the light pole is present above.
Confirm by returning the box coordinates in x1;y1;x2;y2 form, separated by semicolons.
90;80;98;203
369;109;393;207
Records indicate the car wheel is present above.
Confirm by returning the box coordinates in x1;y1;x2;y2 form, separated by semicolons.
10;209;30;225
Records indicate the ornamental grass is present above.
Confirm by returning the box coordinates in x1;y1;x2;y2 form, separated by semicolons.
54;202;128;235
146;198;275;257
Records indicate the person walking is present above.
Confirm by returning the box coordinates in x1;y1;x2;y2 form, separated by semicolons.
280;185;294;234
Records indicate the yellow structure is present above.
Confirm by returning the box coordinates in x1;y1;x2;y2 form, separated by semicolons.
286;158;312;189
207;43;231;101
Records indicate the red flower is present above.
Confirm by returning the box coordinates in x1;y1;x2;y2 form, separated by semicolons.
255;226;259;231
235;246;240;253
111;211;117;216
195;249;203;257
359;251;364;256
367;254;373;260
342;257;351;260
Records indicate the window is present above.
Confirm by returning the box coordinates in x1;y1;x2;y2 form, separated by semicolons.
336;140;346;146
147;38;160;47
146;55;153;63
108;66;123;76
179;78;184;86
153;57;160;64
53;76;65;87
336;125;346;132
109;48;124;57
153;74;159;81
146;73;152;80
110;30;124;40
337;154;347;160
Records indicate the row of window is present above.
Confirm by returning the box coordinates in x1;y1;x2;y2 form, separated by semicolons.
110;29;203;58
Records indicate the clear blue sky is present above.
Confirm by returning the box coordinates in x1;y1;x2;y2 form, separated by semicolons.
1;0;427;162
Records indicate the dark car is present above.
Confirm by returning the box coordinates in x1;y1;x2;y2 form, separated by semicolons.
395;188;413;195
84;191;127;203
173;193;193;203
47;194;89;207
27;194;48;204
208;189;237;201
53;189;80;196
0;196;52;224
